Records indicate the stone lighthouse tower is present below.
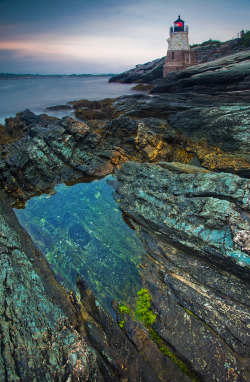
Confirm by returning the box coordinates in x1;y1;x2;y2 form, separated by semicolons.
163;15;197;77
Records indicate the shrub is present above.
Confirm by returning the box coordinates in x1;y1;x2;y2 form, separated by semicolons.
239;30;250;47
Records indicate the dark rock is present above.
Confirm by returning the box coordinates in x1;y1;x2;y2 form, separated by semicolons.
76;275;163;381
72;98;118;121
115;161;250;381
44;104;72;111
0;112;128;205
132;83;155;92
115;161;250;275
109;39;249;85
0;189;102;381
113;305;194;382
0;185;167;381
151;51;250;94
109;57;166;84
192;38;249;63
75;108;109;121
0;44;250;382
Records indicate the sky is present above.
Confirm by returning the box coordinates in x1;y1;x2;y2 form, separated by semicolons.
0;0;249;74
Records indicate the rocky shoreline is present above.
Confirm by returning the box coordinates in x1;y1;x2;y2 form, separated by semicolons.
0;50;249;381
108;38;249;84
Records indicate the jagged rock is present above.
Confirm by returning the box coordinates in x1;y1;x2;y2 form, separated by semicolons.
0;44;250;382
192;38;248;63
76;276;162;381
115;161;250;274
1;76;249;210
151;51;250;94
115;161;250;381
75;108;109;121
112;301;194;382
0;110;129;205
111;92;250;177
0;189;103;381
44;104;72;111
109;40;249;84
109;57;166;84
0;190;164;381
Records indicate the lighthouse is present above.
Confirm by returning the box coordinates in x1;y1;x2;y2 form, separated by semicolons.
163;15;197;77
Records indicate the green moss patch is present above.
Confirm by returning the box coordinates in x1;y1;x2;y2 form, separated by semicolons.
149;329;201;382
135;288;157;327
118;304;131;315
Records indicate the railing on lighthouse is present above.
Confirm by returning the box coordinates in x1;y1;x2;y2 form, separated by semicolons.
170;25;189;34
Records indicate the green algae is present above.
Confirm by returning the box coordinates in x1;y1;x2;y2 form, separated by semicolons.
118;320;125;328
117;304;131;329
149;328;201;382
118;304;131;315
135;288;157;327
14;176;145;308
118;289;200;381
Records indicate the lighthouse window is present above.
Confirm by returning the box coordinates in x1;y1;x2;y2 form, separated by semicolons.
172;52;175;60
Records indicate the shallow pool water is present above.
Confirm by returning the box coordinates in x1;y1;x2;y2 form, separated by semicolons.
14;176;145;307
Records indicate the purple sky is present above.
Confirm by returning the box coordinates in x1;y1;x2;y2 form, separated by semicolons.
0;0;249;74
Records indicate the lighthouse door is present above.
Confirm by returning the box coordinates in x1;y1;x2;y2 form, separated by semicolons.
185;53;191;64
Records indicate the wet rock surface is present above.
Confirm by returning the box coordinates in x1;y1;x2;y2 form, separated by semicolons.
0;190;163;381
115;161;250;275
0;189;100;381
0;50;250;381
115;161;250;381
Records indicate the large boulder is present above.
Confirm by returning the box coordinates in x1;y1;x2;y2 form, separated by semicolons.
114;161;250;381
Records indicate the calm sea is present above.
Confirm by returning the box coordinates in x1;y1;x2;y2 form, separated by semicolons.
0;76;136;125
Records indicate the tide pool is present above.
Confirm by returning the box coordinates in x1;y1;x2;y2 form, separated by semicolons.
14;176;145;308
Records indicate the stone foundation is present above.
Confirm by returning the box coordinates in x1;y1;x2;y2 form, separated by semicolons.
163;49;197;76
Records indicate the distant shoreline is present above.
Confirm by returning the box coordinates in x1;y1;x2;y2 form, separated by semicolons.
0;73;114;80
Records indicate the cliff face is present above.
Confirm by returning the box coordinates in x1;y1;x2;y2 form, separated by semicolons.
0;50;249;381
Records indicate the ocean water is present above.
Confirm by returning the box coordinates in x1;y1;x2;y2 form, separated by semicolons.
0;76;136;125
14;176;145;308
6;76;144;308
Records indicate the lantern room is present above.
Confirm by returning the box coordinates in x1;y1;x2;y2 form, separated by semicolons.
174;15;184;32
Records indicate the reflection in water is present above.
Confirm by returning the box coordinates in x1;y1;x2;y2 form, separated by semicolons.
14;176;145;308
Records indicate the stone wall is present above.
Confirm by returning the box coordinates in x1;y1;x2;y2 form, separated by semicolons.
163;49;197;76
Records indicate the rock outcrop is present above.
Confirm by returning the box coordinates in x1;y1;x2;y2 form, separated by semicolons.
152;51;250;94
0;47;250;381
114;161;250;382
0;188;166;381
109;57;166;84
109;38;249;84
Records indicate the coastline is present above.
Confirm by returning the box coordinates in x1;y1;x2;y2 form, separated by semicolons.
0;48;249;381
